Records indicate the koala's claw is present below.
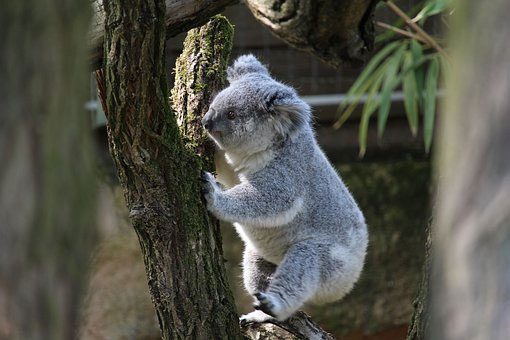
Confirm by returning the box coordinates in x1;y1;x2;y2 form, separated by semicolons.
200;171;218;205
239;317;248;327
199;171;210;182
253;292;277;318
200;187;210;197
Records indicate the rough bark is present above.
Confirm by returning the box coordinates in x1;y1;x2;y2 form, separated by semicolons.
102;2;242;337
0;1;96;339
406;223;431;340
242;311;335;340
90;0;238;69
431;0;510;339
244;0;377;67
171;16;234;163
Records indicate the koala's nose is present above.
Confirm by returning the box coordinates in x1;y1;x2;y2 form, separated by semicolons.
202;115;213;131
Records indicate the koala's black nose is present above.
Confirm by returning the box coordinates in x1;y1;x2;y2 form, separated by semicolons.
202;116;213;131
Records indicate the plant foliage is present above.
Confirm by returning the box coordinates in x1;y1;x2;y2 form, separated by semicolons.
335;0;450;156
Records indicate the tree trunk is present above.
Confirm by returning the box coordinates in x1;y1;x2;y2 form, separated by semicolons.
0;1;97;339
431;0;510;339
89;0;237;69
244;0;377;67
406;224;431;340
102;1;242;337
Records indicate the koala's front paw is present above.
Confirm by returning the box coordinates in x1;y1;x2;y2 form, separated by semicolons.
253;292;289;321
200;171;219;208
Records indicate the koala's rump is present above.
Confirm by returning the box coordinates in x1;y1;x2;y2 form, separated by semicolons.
309;234;367;305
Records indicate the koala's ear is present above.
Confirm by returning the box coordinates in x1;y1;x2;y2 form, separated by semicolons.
227;54;269;83
265;90;311;136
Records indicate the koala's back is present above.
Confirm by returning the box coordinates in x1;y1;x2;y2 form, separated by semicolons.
236;128;367;264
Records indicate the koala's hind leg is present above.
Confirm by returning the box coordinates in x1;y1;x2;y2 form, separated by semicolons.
242;247;277;296
253;242;323;321
240;248;278;325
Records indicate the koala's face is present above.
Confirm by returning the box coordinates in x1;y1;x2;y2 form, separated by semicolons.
202;54;311;154
202;79;277;153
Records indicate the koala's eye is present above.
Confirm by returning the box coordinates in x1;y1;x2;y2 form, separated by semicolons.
227;111;236;120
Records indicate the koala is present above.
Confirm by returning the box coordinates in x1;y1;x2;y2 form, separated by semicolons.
201;55;368;323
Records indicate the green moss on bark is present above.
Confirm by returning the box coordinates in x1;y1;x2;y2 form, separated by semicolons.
172;15;234;168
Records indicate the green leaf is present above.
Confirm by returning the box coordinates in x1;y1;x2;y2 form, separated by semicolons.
375;2;429;44
403;52;419;136
334;71;381;129
410;39;424;61
359;63;389;157
341;41;401;104
414;0;449;23
410;40;425;104
334;41;402;128
424;57;439;152
377;43;407;137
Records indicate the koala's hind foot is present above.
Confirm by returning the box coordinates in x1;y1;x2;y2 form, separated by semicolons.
239;310;274;326
251;242;324;321
253;292;287;319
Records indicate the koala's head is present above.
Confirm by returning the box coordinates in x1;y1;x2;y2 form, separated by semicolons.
202;54;311;154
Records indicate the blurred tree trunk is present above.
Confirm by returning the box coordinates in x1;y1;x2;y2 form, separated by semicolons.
102;1;242;337
0;1;97;340
431;0;510;339
406;224;431;340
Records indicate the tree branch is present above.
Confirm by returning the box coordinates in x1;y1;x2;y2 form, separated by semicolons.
89;0;238;70
375;21;431;47
242;311;335;340
244;0;378;67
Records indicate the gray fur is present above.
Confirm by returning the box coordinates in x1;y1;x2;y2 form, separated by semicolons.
201;55;368;321
226;54;270;83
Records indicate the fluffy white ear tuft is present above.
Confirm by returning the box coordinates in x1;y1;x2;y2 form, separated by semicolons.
227;54;269;83
269;97;311;137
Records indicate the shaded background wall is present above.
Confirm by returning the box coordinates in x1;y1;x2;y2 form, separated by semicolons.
82;1;432;339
